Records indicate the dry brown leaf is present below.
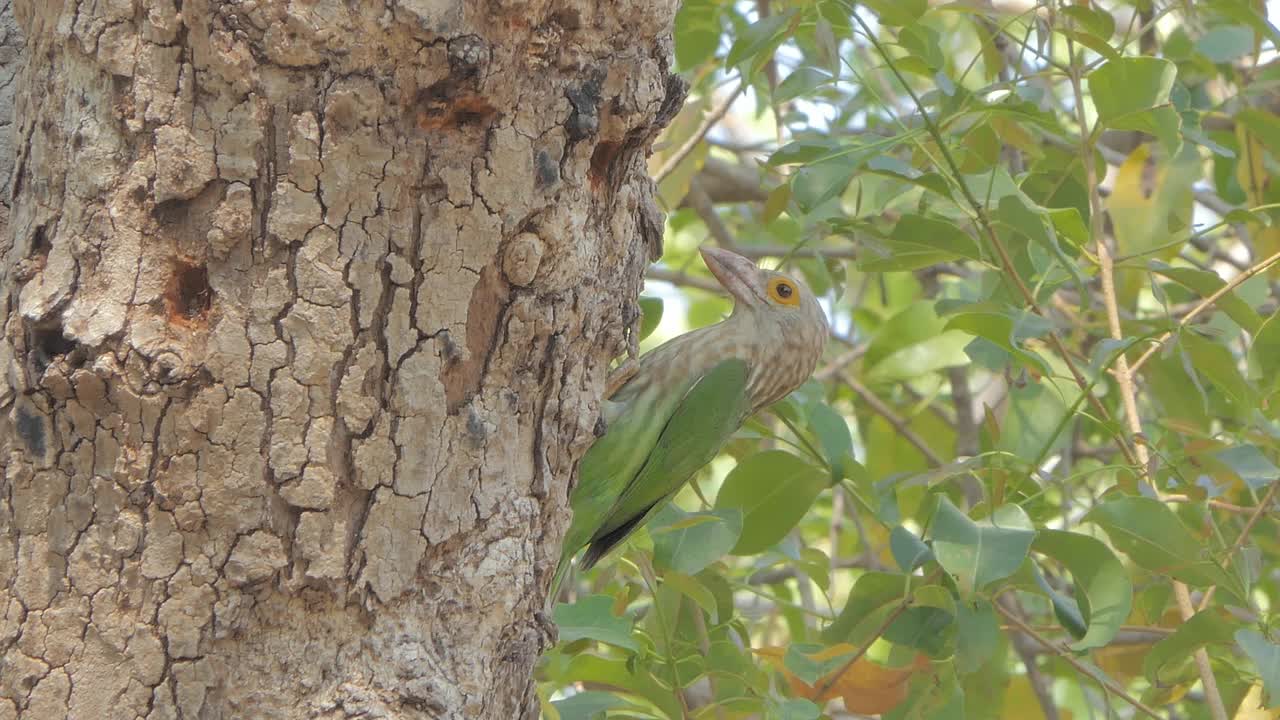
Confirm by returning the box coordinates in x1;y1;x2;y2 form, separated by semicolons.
755;643;930;715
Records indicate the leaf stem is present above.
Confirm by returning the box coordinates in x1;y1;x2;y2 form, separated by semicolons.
636;555;691;718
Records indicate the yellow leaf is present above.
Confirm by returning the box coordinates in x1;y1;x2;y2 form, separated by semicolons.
1001;676;1073;720
1234;683;1280;720
1106;143;1198;306
1093;643;1147;683
755;644;929;715
1235;125;1280;275
1143;679;1193;707
649;97;711;209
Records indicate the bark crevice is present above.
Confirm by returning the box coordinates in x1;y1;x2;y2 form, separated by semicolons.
1;0;682;717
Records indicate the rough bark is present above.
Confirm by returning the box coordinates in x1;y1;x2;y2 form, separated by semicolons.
0;1;684;717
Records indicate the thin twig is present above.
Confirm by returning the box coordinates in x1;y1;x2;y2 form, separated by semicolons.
685;178;740;249
691;607;727;720
1129;247;1280;374
1000;595;1062;720
1197;478;1280;613
748;555;866;585
843;375;945;467
636;555;691;718
1063;29;1229;720
814;344;868;382
848;11;1139;469
646;267;722;294
654;81;746;184
812;603;911;700
1165;495;1259;514
995;604;1164;720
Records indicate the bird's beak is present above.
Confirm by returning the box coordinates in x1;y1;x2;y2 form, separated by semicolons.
700;246;763;306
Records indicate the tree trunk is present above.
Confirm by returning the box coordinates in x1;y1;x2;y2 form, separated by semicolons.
0;1;683;717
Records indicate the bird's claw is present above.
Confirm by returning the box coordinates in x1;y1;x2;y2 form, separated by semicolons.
534;610;559;649
604;359;639;400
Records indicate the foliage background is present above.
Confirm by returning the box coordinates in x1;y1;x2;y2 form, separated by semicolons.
538;1;1280;718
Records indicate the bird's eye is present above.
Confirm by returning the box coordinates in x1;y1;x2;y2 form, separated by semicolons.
767;277;800;307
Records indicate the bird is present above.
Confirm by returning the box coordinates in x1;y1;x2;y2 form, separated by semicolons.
549;246;829;602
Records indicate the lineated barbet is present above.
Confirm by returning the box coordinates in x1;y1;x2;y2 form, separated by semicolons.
550;246;829;601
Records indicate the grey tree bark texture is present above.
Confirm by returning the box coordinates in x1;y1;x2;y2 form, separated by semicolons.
0;0;684;717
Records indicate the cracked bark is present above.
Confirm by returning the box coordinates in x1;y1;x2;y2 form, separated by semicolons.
0;1;684;718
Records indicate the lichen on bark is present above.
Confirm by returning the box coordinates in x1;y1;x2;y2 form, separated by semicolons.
0;1;685;717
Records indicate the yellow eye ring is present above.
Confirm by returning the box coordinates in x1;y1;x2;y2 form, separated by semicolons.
767;277;800;306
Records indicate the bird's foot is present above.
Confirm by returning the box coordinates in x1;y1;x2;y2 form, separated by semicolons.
534;609;559;649
604;359;639;400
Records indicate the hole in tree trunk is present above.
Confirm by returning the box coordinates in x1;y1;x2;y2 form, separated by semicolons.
166;260;213;322
28;225;49;258
27;321;78;374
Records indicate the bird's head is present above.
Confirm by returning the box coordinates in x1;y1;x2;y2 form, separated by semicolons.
699;246;829;405
700;246;827;332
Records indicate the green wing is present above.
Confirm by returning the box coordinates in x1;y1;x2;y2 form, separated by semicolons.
579;357;751;569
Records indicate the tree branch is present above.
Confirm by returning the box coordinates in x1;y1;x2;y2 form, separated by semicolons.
655;81;745;185
995;603;1164;720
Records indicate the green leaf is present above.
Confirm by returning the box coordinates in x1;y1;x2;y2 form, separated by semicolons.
1087;58;1181;154
1151;262;1262;334
715;450;828;555
942;302;1053;375
769;138;844;166
767;698;822;720
792;155;861;212
1212;445;1279;490
1048;207;1089;249
1059;28;1121;62
891;525;934;572
763;183;792;223
1249;310;1280;384
776;67;834;105
557;654;684;718
955;598;999;672
930;498;1036;596
891;214;983;262
782;642;851;685
1031;561;1088;641
863;331;973;383
806;402;853;483
1031;530;1133;651
824;571;913;644
1085;496;1245;602
1195;24;1256;63
1237;630;1280;708
1180;330;1253;415
1061;5;1115;38
860;0;927;26
899;25;945;71
673;0;722;70
726;10;795;68
1087;57;1177;122
884;606;955;657
1143;611;1238;687
865;300;948;370
637;296;664;341
552;691;627;720
661;570;718;617
553;595;639;651
650;505;743;575
1238;107;1280;157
